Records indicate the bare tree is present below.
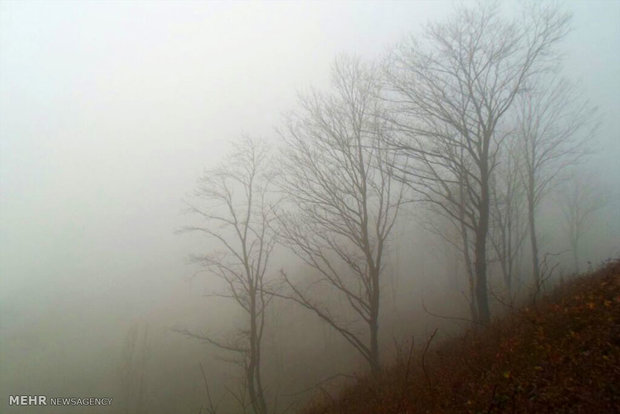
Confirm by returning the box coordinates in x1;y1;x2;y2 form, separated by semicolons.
490;144;528;297
276;56;404;375
558;172;608;274
417;150;479;324
120;322;150;414
384;2;570;324
514;76;596;290
178;137;276;414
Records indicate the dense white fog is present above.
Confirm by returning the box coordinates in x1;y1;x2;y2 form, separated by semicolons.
1;1;618;413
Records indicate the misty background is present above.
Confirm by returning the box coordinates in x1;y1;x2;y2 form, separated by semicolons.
1;1;619;413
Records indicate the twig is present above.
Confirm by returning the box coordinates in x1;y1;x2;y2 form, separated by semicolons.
199;362;221;414
399;335;416;410
421;328;438;394
422;298;479;325
486;384;498;414
283;373;355;397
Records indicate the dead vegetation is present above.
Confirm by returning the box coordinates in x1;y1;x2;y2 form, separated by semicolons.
302;260;620;413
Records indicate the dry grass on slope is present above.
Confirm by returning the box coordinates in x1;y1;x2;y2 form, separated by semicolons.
303;260;620;414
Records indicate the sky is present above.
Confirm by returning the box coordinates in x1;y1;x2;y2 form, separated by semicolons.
0;0;461;316
0;0;619;393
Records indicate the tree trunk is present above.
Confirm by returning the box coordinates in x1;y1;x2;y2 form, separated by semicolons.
475;156;491;326
527;190;541;292
460;222;478;325
369;316;380;376
572;236;580;274
369;268;380;376
474;229;490;326
248;293;267;414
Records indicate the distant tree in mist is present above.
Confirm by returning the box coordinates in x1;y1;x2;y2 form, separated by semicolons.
178;137;277;414
490;142;528;297
414;148;481;323
559;172;608;274
120;322;149;414
172;3;604;410
276;56;404;376
513;76;596;292
384;2;572;325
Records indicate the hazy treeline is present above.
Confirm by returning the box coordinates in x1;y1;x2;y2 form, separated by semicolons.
177;3;614;413
1;3;618;414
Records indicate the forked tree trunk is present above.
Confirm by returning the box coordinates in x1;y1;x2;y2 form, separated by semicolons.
474;150;491;326
527;172;542;293
369;271;380;376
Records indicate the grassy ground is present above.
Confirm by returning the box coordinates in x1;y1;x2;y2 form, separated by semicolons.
302;260;620;414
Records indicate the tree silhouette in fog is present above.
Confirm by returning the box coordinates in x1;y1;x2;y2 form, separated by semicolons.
178;137;277;414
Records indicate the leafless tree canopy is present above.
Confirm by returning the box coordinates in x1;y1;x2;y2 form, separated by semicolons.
276;56;405;374
514;75;597;290
559;172;609;274
175;3;603;410
384;2;571;324
489;140;527;297
180;137;276;414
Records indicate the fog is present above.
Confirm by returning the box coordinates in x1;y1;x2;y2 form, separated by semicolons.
1;1;619;413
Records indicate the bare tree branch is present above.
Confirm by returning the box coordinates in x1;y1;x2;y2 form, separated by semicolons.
276;55;406;375
179;136;277;414
384;2;571;325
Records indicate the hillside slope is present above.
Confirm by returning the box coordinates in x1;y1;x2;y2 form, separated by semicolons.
303;260;620;414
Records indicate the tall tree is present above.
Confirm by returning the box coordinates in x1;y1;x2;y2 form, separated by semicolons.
490;143;527;296
385;2;570;324
416;145;479;323
121;322;149;414
514;76;596;291
178;137;276;414
559;172;608;274
276;56;404;375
